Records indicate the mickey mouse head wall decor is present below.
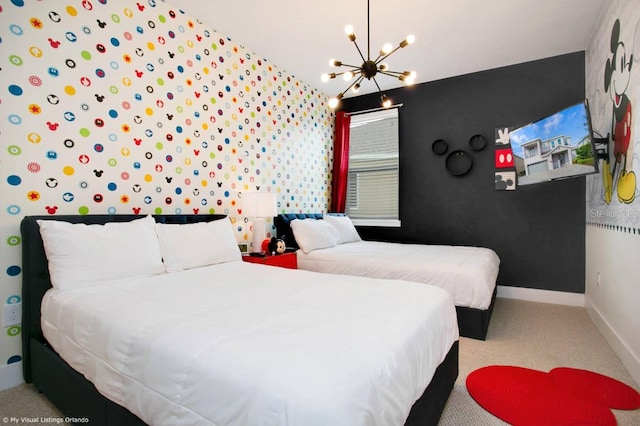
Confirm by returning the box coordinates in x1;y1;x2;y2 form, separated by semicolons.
432;134;487;177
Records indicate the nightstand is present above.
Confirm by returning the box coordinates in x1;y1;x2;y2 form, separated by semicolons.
241;251;297;269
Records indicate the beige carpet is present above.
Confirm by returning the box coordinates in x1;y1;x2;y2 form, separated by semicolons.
439;298;640;425
1;298;638;425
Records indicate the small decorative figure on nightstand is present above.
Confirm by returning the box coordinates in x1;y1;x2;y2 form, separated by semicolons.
268;237;286;255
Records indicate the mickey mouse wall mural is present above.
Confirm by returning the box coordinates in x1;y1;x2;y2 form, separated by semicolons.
603;18;635;204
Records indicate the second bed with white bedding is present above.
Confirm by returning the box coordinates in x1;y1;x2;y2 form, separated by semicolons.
296;240;499;310
42;260;459;426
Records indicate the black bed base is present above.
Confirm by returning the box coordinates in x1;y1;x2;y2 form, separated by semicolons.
406;340;459;425
30;338;146;426
275;213;497;341
456;286;497;341
29;336;458;426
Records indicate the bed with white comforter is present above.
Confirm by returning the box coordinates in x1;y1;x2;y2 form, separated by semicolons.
41;260;459;426
276;213;501;340
296;240;499;310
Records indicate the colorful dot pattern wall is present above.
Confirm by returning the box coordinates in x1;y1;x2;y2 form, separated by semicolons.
0;0;334;368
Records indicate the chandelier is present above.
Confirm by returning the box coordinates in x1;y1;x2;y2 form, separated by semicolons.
322;0;416;109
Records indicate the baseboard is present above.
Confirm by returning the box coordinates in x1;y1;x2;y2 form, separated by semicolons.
0;361;24;392
497;285;585;307
585;300;640;387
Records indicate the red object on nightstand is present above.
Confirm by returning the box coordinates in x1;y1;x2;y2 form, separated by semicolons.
241;251;297;269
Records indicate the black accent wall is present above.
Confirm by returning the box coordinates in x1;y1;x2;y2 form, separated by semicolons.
341;52;586;293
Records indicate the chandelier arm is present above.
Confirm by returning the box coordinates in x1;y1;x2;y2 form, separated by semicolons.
371;78;391;108
337;76;364;98
350;74;365;91
371;76;383;92
336;63;363;70
375;46;402;64
372;52;385;63
332;69;361;78
377;70;405;77
351;39;367;64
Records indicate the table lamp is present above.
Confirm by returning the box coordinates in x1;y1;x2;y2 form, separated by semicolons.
243;192;277;253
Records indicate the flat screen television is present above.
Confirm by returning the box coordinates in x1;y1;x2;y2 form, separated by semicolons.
509;100;598;186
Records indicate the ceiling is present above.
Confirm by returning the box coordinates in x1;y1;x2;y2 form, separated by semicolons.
179;0;606;101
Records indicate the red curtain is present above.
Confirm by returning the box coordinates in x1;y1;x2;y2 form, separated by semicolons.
331;111;351;213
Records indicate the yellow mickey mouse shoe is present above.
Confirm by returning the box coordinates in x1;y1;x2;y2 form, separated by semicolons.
602;161;613;204
617;170;636;204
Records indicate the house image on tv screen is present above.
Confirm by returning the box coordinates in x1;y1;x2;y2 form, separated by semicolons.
510;101;598;186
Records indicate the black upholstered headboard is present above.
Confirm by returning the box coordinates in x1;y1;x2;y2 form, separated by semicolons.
20;214;226;382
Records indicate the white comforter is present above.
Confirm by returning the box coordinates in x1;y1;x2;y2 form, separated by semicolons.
296;241;500;310
42;261;458;426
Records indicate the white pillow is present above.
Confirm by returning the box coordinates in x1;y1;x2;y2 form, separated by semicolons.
155;217;241;272
290;218;339;254
38;215;164;290
323;215;361;244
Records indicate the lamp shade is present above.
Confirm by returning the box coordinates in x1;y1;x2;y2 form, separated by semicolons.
244;192;277;253
243;192;277;218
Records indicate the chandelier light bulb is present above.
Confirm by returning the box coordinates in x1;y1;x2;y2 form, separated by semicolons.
399;71;417;85
352;83;361;93
329;58;342;67
329;93;344;109
343;71;354;81
378;63;388;72
322;73;337;82
381;94;392;108
345;25;356;41
399;34;416;48
381;43;393;55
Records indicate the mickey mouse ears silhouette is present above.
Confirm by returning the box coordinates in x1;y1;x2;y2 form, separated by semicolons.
432;134;486;176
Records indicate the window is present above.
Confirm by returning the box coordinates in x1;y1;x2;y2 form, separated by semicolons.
345;108;400;227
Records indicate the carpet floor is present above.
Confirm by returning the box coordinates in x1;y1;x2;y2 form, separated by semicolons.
1;297;638;425
439;298;639;425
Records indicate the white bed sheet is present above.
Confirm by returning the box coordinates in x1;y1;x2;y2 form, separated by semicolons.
296;241;500;310
42;261;458;426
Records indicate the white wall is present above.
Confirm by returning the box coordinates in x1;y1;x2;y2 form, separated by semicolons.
585;227;640;385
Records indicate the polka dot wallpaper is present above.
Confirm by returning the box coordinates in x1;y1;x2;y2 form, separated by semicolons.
0;0;334;368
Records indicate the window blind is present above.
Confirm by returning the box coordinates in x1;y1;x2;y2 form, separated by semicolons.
345;108;399;221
